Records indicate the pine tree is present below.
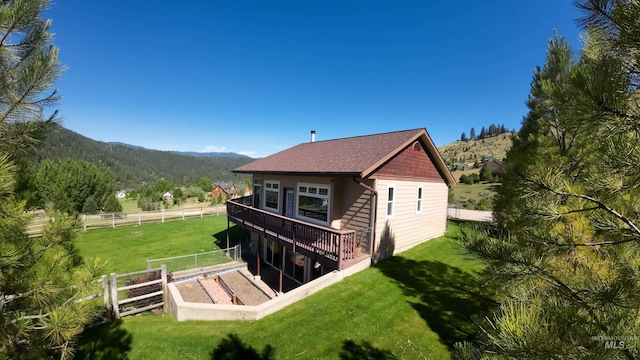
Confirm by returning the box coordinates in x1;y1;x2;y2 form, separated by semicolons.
460;132;468;142
470;127;476;139
0;1;102;358
458;2;640;358
479;127;486;139
102;193;123;213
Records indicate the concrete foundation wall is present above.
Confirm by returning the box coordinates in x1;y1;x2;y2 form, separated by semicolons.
168;257;371;321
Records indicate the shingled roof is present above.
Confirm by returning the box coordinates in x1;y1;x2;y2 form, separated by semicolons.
233;128;455;186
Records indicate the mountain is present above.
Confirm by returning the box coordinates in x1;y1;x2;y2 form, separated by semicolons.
437;132;514;165
36;126;255;188
169;151;251;159
105;142;250;159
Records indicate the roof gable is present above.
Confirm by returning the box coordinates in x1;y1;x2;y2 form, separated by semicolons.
233;128;455;186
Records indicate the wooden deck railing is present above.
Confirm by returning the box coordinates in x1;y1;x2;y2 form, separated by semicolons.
227;198;359;270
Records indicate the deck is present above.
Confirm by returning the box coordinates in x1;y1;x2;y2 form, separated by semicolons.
227;198;369;270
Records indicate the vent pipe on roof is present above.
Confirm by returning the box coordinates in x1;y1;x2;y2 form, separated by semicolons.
311;130;316;142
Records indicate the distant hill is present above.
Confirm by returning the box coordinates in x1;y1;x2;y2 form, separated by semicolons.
437;132;514;166
107;142;251;159
36;126;254;188
169;151;251;159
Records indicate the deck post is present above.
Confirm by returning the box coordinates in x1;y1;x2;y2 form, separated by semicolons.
337;234;344;270
279;269;283;293
226;217;230;256
257;237;261;276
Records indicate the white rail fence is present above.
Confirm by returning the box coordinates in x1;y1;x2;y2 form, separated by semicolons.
26;205;227;236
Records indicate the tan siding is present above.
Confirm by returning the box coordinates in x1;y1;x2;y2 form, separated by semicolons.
374;179;448;259
251;174;372;231
339;177;373;226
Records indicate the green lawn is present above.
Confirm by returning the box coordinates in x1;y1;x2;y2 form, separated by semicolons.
74;215;244;274
74;221;495;359
118;198;140;213
450;182;500;210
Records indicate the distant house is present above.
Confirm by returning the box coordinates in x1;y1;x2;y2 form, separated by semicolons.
116;190;127;199
163;190;174;201
212;182;236;199
226;128;455;284
450;163;469;171
212;182;252;200
481;155;495;163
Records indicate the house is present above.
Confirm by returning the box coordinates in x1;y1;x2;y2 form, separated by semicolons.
163;190;174;201
212;182;252;200
481;155;494;163
116;190;127;199
226;128;455;284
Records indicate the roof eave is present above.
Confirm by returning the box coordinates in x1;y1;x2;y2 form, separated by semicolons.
232;169;362;177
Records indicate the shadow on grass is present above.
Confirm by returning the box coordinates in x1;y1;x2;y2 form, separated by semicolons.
211;333;274;360
377;257;496;349
74;319;132;360
339;340;397;360
212;225;250;249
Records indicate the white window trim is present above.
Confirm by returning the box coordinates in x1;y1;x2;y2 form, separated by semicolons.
386;184;395;219
296;182;331;226
264;180;280;213
416;185;423;214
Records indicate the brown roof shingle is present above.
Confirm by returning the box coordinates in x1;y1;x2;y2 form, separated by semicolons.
233;128;455;185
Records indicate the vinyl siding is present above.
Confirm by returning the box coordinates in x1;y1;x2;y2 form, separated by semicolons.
251;174;371;231
374;179;448;259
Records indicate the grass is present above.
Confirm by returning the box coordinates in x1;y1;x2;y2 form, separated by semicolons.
74;221;495;359
118;198;140;213
438;132;513;164
450;182;500;210
74;215;244;274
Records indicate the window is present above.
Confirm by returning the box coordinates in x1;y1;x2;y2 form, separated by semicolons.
297;183;330;224
416;186;423;214
264;180;280;211
386;185;395;218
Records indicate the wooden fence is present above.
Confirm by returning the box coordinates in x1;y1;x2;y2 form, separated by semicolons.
110;265;167;319
26;205;227;236
76;266;167;320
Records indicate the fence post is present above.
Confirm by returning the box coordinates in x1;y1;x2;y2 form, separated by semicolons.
102;275;111;319
182;208;185;221
138;211;141;226
83;214;87;232
161;264;168;313
201;207;203;218
110;273;120;319
194;253;198;269
162;209;165;223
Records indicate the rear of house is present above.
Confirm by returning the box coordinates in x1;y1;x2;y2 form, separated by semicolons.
226;128;455;286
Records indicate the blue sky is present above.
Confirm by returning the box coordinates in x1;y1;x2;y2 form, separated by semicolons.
45;1;583;158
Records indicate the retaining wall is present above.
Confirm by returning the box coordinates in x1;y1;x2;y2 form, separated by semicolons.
167;257;371;321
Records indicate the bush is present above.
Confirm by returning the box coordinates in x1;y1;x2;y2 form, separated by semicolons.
82;197;98;214
103;194;123;213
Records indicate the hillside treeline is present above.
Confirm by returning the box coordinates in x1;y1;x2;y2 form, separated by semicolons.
460;123;511;142
36;126;254;188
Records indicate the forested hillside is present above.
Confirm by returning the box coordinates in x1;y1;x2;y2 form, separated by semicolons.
36;126;254;188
